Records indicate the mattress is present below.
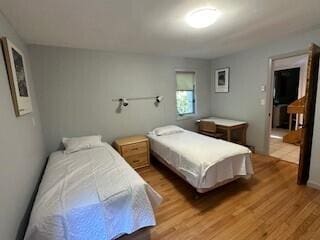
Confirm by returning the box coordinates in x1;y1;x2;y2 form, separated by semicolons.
148;130;253;190
24;144;162;240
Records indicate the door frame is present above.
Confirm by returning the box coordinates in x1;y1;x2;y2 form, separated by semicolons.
264;49;308;155
298;44;320;184
265;45;320;185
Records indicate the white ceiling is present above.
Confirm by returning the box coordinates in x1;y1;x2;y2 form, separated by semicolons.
1;0;320;59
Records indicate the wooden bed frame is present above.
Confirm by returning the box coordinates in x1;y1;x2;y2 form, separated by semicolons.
151;150;243;193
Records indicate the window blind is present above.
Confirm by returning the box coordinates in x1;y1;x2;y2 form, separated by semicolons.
176;72;195;91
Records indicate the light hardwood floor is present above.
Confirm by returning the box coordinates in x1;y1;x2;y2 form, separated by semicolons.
120;154;320;240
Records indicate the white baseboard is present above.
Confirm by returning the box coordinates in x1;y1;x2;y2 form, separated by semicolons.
307;180;320;190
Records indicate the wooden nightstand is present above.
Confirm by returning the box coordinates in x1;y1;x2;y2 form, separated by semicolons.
114;135;150;169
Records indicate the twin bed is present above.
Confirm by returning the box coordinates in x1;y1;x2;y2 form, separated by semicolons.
148;126;253;193
25;126;253;240
25;143;162;240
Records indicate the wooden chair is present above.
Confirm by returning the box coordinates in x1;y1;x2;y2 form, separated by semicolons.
198;120;225;139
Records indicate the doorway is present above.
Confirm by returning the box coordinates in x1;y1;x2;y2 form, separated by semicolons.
269;54;308;164
265;43;320;185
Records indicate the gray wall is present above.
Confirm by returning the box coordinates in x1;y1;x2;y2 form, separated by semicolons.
0;12;46;240
29;45;211;154
309;67;320;189
211;28;320;153
210;27;320;187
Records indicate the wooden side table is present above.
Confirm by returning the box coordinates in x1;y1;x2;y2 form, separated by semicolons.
114;135;150;169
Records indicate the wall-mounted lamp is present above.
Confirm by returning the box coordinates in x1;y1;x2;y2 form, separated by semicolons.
119;98;129;107
156;96;164;103
113;96;164;106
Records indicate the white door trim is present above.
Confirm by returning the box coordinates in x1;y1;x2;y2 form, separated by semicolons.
264;49;308;154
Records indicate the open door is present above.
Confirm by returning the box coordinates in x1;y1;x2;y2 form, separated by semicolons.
298;43;320;184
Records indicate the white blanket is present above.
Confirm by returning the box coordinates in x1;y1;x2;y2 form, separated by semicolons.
148;130;253;189
25;144;162;240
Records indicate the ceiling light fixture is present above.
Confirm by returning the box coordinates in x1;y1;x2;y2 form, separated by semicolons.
186;7;220;29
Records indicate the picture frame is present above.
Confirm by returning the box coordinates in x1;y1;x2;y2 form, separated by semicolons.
215;68;229;93
1;37;32;116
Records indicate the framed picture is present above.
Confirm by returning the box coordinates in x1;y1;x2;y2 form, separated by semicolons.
215;68;229;93
1;37;32;116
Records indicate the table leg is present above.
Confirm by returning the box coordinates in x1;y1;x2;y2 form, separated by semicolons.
227;129;231;142
289;114;292;131
242;127;247;145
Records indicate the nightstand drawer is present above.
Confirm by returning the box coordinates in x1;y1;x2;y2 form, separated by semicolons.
122;142;147;157
114;135;150;170
126;153;149;169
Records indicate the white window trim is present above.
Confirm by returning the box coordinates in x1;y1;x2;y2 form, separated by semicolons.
175;69;198;120
176;113;196;121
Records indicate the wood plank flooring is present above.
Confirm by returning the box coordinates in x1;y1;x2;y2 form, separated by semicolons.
119;154;320;240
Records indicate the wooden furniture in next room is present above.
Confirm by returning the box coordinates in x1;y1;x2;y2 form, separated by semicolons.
114;135;150;169
283;96;305;145
197;117;248;145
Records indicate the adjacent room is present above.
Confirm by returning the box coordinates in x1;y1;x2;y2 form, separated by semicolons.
1;1;320;240
269;54;308;164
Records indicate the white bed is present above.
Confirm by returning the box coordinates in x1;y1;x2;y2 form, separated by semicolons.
24;143;162;240
148;127;253;193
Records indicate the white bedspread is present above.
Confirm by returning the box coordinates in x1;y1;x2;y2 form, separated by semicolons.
25;144;162;240
148;130;253;189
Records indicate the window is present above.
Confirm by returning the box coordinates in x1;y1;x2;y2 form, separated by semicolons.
176;71;196;116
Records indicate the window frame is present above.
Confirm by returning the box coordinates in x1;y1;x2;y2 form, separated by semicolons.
175;70;197;120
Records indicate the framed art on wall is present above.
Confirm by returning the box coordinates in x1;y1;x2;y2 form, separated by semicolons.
215;68;229;93
1;37;32;116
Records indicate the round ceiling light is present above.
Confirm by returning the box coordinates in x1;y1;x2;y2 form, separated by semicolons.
186;7;220;29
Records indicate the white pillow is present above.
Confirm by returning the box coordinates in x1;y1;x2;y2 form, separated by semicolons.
153;125;184;136
62;135;104;154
